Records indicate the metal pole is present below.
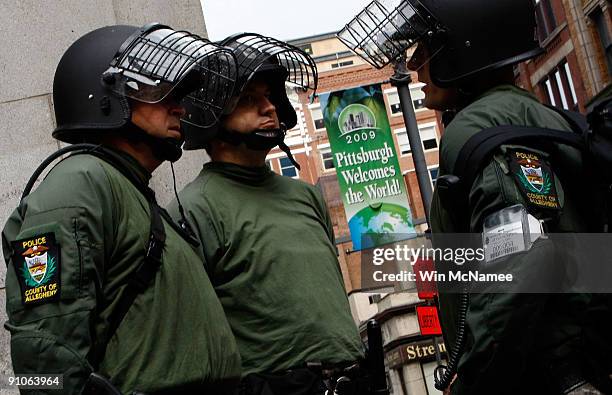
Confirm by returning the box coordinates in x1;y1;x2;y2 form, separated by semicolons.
390;59;433;225
390;58;442;367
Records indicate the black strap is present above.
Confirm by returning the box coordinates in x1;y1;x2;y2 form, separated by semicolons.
102;200;165;349
543;104;589;134
278;141;301;170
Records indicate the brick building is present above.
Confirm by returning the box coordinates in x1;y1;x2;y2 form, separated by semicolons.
516;0;612;111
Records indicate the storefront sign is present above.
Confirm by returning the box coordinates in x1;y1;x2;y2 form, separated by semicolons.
385;340;447;369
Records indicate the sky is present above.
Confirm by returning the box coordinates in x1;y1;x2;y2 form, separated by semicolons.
200;0;373;42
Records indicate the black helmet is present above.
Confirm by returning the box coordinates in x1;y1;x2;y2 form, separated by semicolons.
53;23;237;144
183;32;317;150
338;0;542;87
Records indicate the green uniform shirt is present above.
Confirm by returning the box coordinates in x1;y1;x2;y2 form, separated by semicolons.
431;85;591;393
3;150;241;394
168;162;363;376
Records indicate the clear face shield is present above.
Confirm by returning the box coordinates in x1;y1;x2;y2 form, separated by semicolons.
337;0;445;70
103;25;238;130
220;32;319;114
405;40;444;74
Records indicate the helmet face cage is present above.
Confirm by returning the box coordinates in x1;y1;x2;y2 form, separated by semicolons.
104;24;238;129
221;33;318;109
337;0;443;69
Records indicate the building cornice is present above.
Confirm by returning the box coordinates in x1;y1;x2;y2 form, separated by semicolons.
287;31;339;46
312;50;355;62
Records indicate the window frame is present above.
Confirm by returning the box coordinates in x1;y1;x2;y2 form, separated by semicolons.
428;165;439;188
591;7;612;77
319;147;335;172
387;90;403;116
410;83;427;112
309;104;325;131
331;60;355;69
386;85;427;116
539;59;578;111
394;123;439;156
535;0;557;42
419;123;439;152
394;128;412;156
278;156;299;179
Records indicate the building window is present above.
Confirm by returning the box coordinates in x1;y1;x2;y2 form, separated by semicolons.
388;88;426;115
535;0;557;42
420;124;438;150
331;60;354;69
540;60;578;111
298;43;313;55
394;128;411;155
395;125;438;154
320;149;335;170
387;91;402;115
591;7;612;77
265;159;272;170
410;85;426;110
279;157;298;178
310;106;325;130
429;167;439;186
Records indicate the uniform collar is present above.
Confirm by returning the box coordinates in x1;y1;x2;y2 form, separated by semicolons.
477;84;537;102
102;146;153;185
204;161;274;185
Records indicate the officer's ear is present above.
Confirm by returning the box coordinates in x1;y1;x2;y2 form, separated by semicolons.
205;139;224;158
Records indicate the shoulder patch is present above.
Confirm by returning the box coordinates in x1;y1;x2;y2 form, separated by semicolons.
12;233;61;305
506;148;561;211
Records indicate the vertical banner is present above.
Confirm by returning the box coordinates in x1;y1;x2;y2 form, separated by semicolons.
320;83;416;250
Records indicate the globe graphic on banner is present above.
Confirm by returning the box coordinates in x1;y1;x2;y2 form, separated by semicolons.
348;203;415;250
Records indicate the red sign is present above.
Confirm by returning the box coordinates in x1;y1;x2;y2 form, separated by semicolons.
413;258;438;299
416;306;442;336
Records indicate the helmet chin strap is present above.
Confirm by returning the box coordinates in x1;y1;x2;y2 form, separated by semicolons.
277;140;300;170
218;123;301;170
121;121;184;163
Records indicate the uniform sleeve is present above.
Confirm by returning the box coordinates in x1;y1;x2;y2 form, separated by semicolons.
309;185;335;245
450;157;580;394
2;157;114;394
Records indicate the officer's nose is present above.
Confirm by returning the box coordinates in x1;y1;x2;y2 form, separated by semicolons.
169;104;187;118
260;96;277;117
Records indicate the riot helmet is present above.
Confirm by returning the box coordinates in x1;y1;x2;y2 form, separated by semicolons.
52;23;237;161
183;32;317;162
338;0;542;87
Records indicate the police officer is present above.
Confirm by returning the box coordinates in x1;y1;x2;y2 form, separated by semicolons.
168;33;365;395
394;0;611;393
2;24;241;394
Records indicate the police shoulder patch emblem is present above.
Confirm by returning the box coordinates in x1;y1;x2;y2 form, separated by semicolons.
507;148;561;210
12;233;61;305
